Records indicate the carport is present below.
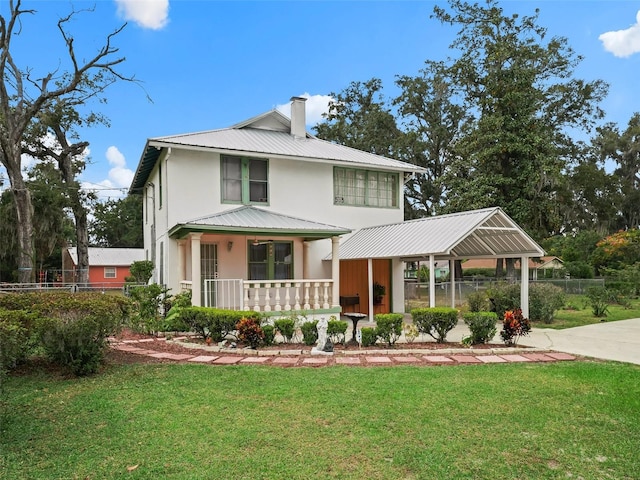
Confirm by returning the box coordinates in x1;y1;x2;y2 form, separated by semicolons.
334;207;545;321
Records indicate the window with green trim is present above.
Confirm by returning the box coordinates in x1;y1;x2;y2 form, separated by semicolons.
222;155;268;204
333;167;398;208
248;241;293;280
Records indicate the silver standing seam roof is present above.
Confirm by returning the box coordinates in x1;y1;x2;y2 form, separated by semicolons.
67;247;145;266
129;109;426;193
332;207;545;261
168;206;351;239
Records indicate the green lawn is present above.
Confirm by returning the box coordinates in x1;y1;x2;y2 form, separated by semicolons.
548;295;640;329
2;361;639;479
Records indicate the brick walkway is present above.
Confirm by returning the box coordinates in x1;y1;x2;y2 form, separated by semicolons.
110;337;577;367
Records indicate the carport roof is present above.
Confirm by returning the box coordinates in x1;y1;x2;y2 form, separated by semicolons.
333;207;544;261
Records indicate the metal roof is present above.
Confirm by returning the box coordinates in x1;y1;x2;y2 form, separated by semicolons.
168;205;351;239
67;247;145;266
333;207;545;261
129;110;426;193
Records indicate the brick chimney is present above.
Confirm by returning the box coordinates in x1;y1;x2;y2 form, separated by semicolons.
290;96;307;138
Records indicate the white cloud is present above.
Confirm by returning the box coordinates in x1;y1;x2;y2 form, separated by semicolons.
599;10;640;58
276;93;334;126
115;0;169;30
83;146;134;200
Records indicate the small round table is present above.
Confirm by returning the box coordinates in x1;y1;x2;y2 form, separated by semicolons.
343;312;367;343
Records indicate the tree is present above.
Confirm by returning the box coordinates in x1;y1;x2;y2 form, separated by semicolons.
591;113;640;231
437;0;608;241
90;195;143;248
395;61;467;218
0;2;129;282
314;78;403;158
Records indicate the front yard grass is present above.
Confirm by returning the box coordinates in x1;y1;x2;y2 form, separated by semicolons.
2;361;639;479
548;295;640;330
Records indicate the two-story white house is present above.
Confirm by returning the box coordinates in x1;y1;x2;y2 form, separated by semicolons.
129;97;425;316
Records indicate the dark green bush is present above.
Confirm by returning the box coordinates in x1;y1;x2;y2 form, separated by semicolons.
360;327;378;347
274;318;296;343
300;320;319;346
529;283;565;324
177;307;259;341
374;313;403;346
485;283;520;318
327;318;348;344
462;311;498;344
411;307;458;343
162;290;193;332
261;324;275;346
0;309;36;375
126;283;169;334
466;291;489;312
463;268;497;278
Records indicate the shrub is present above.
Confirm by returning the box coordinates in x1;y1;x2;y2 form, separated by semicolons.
586;286;610;318
127;283;169;334
300;320;319;346
485;283;520;318
403;323;419;343
274;318;296;343
236;317;264;349
466;291;489;312
411;307;458;343
327;317;348;344
360;327;378;347
500;308;531;346
462;311;498;344
261;324;275;346
0;309;36;376
374;313;403;346
178;307;259;341
162;290;193;332
529;283;565;324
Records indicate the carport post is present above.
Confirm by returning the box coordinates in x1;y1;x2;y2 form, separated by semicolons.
429;255;436;308
450;259;455;308
520;256;529;318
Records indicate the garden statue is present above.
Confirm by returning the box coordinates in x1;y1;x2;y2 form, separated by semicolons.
311;317;333;355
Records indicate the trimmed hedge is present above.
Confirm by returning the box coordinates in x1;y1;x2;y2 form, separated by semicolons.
374;313;404;346
327;319;348;344
0;292;131;376
177;307;260;341
411;307;458;343
0;309;36;375
300;320;319;346
462;311;498;344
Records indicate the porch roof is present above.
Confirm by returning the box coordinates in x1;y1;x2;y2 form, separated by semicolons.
331;207;545;261
168;205;351;239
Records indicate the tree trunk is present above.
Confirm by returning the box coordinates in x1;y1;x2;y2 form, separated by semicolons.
71;200;90;286
505;258;517;282
5;168;35;283
495;258;504;279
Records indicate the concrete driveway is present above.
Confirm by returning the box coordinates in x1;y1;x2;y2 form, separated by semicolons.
519;318;640;365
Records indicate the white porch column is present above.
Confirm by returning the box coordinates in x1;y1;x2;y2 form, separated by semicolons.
520;256;530;318
191;233;202;306
450;259;456;308
331;237;340;308
303;241;310;279
177;239;186;284
429;255;436;308
367;258;374;322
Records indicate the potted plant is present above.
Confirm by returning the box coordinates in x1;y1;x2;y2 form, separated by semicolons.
373;282;386;305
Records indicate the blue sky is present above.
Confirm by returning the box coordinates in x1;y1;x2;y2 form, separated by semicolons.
2;0;639;200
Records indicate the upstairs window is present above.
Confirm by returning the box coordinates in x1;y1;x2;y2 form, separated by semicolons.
222;155;268;204
334;167;398;208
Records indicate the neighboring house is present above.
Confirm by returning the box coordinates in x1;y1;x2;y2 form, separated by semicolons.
129;97;424;315
462;256;564;280
62;247;145;287
129;96;545;318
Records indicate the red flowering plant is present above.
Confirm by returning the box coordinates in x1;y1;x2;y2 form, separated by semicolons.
499;308;531;347
236;317;264;349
